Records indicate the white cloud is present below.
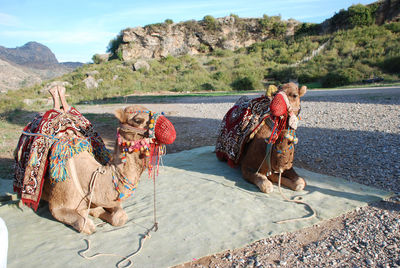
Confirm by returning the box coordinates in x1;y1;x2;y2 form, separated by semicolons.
0;12;21;27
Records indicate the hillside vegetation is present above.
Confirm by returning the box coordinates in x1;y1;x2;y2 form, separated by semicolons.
1;3;399;114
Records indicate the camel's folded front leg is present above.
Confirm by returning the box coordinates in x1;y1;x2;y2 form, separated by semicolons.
48;206;96;234
268;170;306;191
90;205;128;227
242;166;274;193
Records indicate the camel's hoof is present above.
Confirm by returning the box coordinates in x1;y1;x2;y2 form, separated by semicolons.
74;219;96;234
258;179;274;194
111;210;128;226
294;178;306;191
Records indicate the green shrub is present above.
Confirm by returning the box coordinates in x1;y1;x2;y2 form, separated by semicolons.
295;23;321;36
212;49;234;57
272;21;287;38
331;9;349;31
212;71;223;80
107;31;124;59
348;4;374;28
330;4;373;31
203;15;219;31
385;22;400;33
322;68;363;87
198;43;209;53
165;19;173;24
201;83;215;91
381;56;400;74
270;67;297;83
231;77;256;91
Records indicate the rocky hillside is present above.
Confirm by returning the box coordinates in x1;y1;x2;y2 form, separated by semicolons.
0;42;83;92
111;0;399;62
115;15;299;61
0;58;42;92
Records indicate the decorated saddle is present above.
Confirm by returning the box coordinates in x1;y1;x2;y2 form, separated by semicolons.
13;107;111;210
215;96;273;167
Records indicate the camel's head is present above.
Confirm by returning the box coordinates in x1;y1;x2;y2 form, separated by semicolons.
270;82;307;118
114;105;176;145
271;129;295;172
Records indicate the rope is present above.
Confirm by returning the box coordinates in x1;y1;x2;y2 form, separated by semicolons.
275;171;316;224
22;130;59;140
81;167;106;232
152;171;158;232
78;232;153;268
78;166;159;267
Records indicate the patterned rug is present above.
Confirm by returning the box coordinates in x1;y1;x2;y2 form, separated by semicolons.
215;96;272;167
13;107;111;210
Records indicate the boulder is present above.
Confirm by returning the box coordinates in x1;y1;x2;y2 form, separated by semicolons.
86;70;100;77
133;60;150;71
83;76;98;89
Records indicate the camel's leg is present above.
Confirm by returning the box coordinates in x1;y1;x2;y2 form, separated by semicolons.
57;85;70;112
268;171;306;191
283;167;306;191
48;86;60;111
90;205;128;227
49;206;96;234
242;166;274;193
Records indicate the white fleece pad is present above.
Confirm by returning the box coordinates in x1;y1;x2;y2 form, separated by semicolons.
0;146;391;268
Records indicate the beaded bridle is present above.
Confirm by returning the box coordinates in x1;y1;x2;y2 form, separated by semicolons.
117;110;165;161
114;110;166;200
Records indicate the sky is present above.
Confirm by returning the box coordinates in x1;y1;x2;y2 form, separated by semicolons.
0;0;376;63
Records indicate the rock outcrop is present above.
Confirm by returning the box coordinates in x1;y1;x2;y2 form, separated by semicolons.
375;0;400;25
118;16;299;61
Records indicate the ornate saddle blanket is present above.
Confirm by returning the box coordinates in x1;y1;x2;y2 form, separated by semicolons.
13;107;111;211
215;96;272;167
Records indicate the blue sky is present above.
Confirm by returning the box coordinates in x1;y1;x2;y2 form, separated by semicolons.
0;0;376;63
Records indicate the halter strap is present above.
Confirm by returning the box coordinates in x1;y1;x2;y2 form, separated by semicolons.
119;124;147;134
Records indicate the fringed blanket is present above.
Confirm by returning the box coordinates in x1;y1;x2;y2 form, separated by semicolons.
13;107;111;211
215;96;272;167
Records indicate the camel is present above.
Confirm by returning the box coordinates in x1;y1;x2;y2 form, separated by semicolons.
216;82;307;193
35;85;176;234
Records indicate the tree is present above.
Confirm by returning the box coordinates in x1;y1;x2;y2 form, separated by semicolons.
107;32;124;59
348;4;373;28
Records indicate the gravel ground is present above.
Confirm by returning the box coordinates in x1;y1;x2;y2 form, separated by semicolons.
79;88;400;267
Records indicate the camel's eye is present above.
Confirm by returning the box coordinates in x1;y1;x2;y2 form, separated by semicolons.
130;117;145;125
291;93;298;98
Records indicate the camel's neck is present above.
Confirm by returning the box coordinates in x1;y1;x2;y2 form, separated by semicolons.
111;142;147;187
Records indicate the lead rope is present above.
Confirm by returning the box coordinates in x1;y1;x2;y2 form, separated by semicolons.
276;171;316;224
78;166;159;268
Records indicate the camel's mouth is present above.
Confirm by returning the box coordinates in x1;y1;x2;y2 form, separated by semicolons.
119;110;176;145
154;115;176;145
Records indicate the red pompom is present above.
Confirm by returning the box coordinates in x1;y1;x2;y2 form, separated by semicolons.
154;116;176;144
270;93;287;117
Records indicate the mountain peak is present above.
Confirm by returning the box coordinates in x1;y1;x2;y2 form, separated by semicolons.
0;41;59;68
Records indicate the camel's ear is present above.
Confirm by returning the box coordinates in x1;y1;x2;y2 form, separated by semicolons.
299;85;307;97
114;108;127;123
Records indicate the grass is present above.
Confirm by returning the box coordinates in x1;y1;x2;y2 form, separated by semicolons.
0;117;25;179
